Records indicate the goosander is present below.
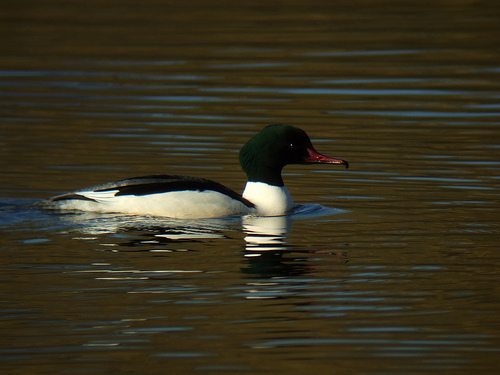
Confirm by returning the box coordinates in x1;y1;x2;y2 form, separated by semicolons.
43;124;348;219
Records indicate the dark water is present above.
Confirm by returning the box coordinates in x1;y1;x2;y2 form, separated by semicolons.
1;1;500;374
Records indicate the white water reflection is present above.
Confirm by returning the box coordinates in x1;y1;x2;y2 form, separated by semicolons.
32;203;345;255
243;215;292;254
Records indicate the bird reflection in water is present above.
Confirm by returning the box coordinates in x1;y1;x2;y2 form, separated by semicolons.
44;205;347;277
243;215;292;254
241;215;305;277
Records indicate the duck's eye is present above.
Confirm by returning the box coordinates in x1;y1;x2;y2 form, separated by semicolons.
289;143;297;150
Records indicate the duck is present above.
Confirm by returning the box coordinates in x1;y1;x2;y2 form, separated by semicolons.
43;124;348;219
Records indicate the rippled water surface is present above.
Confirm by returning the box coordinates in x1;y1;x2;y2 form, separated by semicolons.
1;1;500;374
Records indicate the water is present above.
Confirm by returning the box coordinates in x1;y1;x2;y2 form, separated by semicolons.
1;1;500;374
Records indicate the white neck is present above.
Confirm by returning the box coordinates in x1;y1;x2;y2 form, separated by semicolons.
242;181;294;216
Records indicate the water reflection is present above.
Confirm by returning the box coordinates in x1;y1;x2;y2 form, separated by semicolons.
242;215;291;253
50;210;239;243
27;200;343;252
240;215;297;277
26;203;347;278
35;202;342;242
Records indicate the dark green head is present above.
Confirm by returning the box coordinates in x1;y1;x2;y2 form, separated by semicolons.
239;124;348;186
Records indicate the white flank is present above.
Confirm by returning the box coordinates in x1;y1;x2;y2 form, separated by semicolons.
242;182;294;216
54;190;254;219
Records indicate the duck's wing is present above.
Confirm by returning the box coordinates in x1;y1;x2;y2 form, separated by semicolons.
49;174;255;208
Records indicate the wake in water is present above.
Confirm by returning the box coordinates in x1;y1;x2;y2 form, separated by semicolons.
291;203;347;218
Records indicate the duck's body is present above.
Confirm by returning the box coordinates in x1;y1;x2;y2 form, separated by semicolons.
49;175;256;219
44;125;348;218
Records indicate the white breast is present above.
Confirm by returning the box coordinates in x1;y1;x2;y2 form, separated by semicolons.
242;181;294;216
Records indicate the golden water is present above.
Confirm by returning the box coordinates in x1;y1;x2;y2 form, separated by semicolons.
1;1;499;374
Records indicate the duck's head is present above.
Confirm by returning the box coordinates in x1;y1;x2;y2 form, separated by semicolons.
239;124;348;186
